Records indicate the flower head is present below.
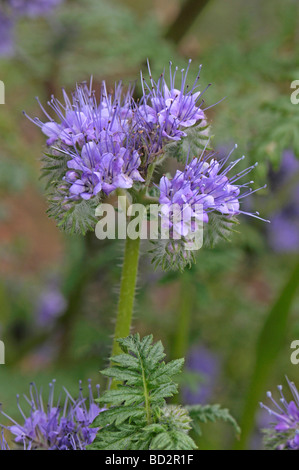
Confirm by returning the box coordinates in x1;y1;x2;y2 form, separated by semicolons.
158;145;267;241
30;80;134;148
64;140;144;201
260;378;299;450
1;379;103;450
138;60;206;160
26;80;143;207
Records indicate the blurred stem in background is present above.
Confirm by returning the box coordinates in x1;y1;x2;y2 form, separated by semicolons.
164;0;212;44
235;257;299;449
172;272;195;361
171;271;195;404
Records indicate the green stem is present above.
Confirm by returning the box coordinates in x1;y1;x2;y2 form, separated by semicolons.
235;258;299;449
111;236;141;358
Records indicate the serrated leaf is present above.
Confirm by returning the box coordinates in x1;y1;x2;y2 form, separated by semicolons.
187;404;241;437
90;334;197;450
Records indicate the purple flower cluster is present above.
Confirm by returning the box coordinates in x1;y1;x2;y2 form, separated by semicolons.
28;61;266;241
159;146;267;240
1;379;103;450
28;80;144;203
260;378;299;450
0;0;64;56
65;142;144;200
138;60;206;158
28;61;207;208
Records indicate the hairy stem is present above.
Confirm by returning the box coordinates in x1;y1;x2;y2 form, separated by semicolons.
111;236;141;358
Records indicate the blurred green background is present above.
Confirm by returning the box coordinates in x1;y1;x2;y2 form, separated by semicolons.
0;0;299;450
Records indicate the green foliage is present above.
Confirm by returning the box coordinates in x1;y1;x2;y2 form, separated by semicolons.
253;98;299;170
41;150;69;190
149;213;239;272
88;334;197;450
142;406;197;450
47;195;99;235
262;427;291;450
41;150;99;234
203;213;239;249
149;239;196;273
164;122;211;163
88;334;239;450
186;404;241;438
0;156;28;194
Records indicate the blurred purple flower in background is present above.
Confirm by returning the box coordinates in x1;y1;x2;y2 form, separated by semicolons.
267;150;299;253
9;0;63;17
1;379;103;450
35;279;67;326
0;9;15;56
268;215;299;252
183;345;220;405
0;0;64;56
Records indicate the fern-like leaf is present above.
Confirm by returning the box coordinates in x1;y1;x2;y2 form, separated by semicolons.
88;334;198;450
186;404;241;438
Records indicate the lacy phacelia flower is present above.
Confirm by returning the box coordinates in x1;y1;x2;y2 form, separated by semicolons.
26;81;143;203
30;80;134;148
260;378;299;450
1;379;103;450
158;146;267;240
138;60;206;159
65;141;144;200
